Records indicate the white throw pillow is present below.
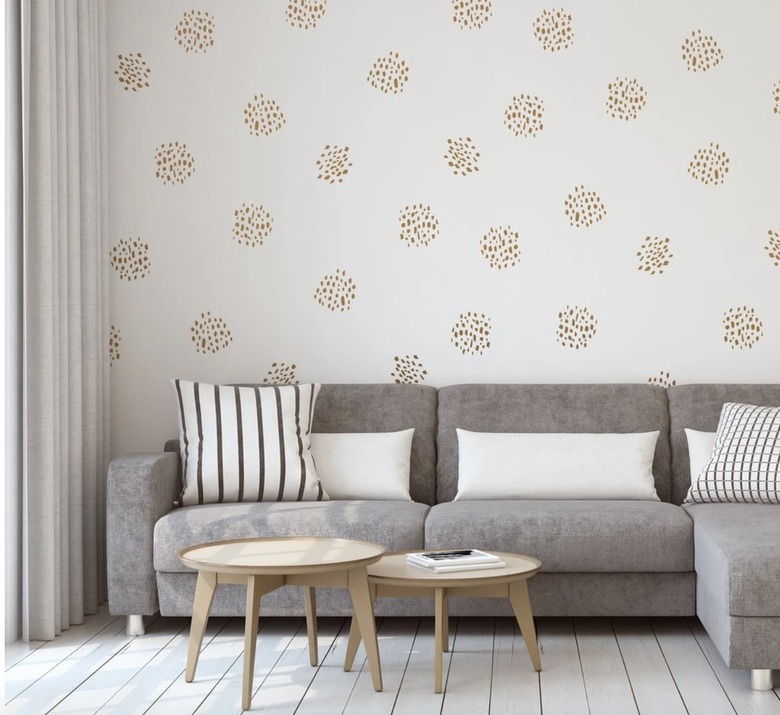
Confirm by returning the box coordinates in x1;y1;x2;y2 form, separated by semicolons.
310;429;414;500
455;429;660;500
684;429;716;481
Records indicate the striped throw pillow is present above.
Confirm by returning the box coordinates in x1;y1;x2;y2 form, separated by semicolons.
685;402;780;504
172;380;327;506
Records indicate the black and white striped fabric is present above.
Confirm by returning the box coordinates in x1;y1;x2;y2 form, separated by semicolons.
685;402;780;504
172;380;327;506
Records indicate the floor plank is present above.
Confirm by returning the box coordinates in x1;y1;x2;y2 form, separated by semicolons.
489;617;541;714
537;618;589;715
440;617;495;715
4;639;46;671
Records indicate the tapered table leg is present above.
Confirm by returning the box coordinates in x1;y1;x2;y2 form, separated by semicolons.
348;567;383;691
185;571;217;682
434;588;446;693
242;575;263;710
509;580;541;671
441;592;450;653
344;611;361;671
304;586;318;666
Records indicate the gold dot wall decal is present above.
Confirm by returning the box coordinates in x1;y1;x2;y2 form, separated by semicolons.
286;0;326;30
233;203;273;248
564;185;606;228
391;354;428;384
115;53;150;92
314;269;357;311
367;51;410;94
316;145;352;183
533;9;574;52
261;362;299;384
688;143;730;185
606;77;647;121
766;230;780;267
243;94;286;137
504;95;544;137
480;226;521;269
681;30;723;72
399;204;439;247
452;0;493;30
109;326;121;366
445;137;480;175
648;371;677;388
637;236;672;275
723;306;763;349
154;142;195;185
175;10;215;53
191;311;233;354
110;238;151;281
451;311;492;355
556;305;598;349
774;82;780;114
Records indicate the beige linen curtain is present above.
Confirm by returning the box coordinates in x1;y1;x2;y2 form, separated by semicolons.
22;0;109;641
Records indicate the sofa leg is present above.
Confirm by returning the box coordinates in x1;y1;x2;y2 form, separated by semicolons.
126;615;146;636
751;669;773;691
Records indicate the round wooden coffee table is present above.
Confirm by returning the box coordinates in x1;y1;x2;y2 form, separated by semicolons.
178;536;386;710
343;551;542;693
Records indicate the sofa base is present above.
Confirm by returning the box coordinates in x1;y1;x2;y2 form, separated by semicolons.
751;670;773;691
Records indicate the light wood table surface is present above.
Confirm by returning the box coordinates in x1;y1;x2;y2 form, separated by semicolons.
178;536;386;710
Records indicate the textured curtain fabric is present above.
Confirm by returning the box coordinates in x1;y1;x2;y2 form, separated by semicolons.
22;0;109;641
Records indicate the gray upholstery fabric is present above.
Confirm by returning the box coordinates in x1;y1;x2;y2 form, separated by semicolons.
667;384;780;505
436;384;672;503
154;500;430;572
425;501;692;572
684;503;780;617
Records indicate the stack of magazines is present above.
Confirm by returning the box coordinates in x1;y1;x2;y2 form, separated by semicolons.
405;549;506;573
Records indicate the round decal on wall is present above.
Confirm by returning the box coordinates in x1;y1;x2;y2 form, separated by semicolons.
244;94;286;137
315;269;357;311
533;9;574;52
316;145;352;183
504;95;544;137
391;354;428;384
233;203;273;248
115;53;150;92
262;362;299;384
367;51;410;94
109;326;121;366
399;204;439;247
191;312;233;354
564;185;606;228
688;143;730;185
556;305;598;349
175;10;215;54
606;77;647;121
480;226;521;270
445;137;480;175
681;30;723;72
286;0;326;30
110;238;151;281
154;142;195;185
766;230;780;267
452;0;493;30
636;236;672;275
723;307;763;349
648;371;676;388
451;311;492;355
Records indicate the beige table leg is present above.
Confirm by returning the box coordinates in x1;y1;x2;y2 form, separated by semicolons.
509;579;541;671
343;611;361;672
242;575;263;711
434;588;445;693
304;586;318;667
348;567;383;692
185;570;217;682
441;592;450;653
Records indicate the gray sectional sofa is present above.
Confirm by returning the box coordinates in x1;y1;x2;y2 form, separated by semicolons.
107;383;780;688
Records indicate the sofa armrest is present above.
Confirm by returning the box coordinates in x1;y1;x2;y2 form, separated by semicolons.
107;452;180;616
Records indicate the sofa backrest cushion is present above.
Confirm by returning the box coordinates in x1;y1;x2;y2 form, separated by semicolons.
436;384;672;503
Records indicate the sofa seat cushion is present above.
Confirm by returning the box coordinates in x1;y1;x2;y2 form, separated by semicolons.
425;501;692;572
684;503;780;617
154;500;430;573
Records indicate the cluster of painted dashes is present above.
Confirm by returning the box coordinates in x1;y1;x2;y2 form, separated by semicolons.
504;95;544;137
191;312;233;354
445;137;480;175
115;53;151;92
480;226;521;270
391;354;428;383
723;306;763;349
688;143;730;185
285;0;327;30
774;82;780;115
557;305;598;349
606;77;647;121
637;236;672;275
110;238;151;281
109;326;121;366
154;142;195;185
261;362;299;384
315;269;357;311
399;204;439;247
564;185;606;228
681;30;722;72
233;203;273;248
243;95;286;136
648;371;676;388
766;230;780;267
175;10;215;53
533;9;574;52
452;0;493;29
367;52;410;94
451;312;492;355
316;145;352;183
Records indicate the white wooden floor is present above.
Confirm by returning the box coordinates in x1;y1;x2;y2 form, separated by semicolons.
4;607;780;714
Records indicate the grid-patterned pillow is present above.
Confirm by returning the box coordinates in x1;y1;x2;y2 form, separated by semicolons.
685;402;780;504
172;380;327;506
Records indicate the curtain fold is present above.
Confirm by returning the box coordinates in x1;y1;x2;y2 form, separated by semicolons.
22;0;108;641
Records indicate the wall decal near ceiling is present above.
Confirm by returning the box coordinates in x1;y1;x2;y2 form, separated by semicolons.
723;306;763;349
110;238;151;281
316;145;352;183
681;30;723;72
451;311;492;355
533;9;574;52
398;204;439;247
190;311;233;354
774;82;779;114
154;142;195;185
452;0;493;30
233;203;273;248
564;185;606;228
766;230;780;267
314;269;357;311
115;53;150;91
648;371;677;388
636;236;672;275
687;142;730;185
109;326;121;366
606;77;647;121
480;226;521;270
504;95;544;137
175;10;215;54
285;0;326;30
261;362;299;384
556;305;598;349
445;137;480;175
243;94;286;137
367;51;410;94
390;354;428;383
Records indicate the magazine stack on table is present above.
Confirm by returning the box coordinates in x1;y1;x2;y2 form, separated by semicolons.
405;549;506;574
